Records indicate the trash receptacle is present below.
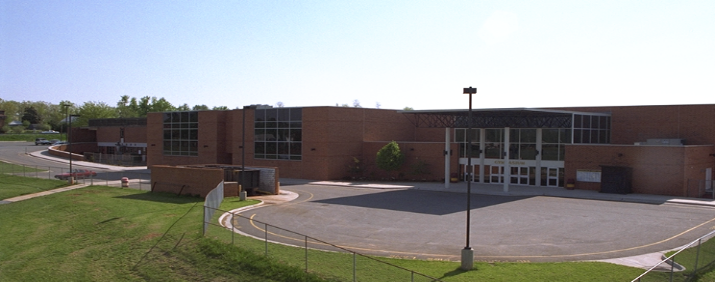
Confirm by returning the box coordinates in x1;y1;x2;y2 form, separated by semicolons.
121;177;129;187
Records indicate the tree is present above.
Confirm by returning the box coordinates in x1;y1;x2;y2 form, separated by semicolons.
403;106;414;111
375;102;381;109
150;97;175;113
212;106;228;110
276;101;285;108
21;106;42;124
76;101;116;126
376;141;405;178
116;95;139;117
176;104;190;111
353;100;362;108
192;104;209;111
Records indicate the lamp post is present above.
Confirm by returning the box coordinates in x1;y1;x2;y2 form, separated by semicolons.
461;86;476;270
62;104;70;143
68;114;80;184
241;105;257;200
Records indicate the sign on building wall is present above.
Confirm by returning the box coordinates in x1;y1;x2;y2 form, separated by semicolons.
577;170;601;183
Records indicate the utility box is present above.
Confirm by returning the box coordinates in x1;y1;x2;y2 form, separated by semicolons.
600;166;632;194
232;169;261;195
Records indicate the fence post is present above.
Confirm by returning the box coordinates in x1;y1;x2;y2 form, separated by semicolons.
693;239;702;279
305;236;308;273
231;214;235;245
265;223;268;257
669;254;675;282
353;252;357;282
35;165;38;178
23;164;26;177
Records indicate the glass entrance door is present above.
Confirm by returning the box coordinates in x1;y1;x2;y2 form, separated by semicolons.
544;167;560;187
489;165;503;183
510;166;533;185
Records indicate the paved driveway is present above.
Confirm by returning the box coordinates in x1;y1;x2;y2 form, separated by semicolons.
228;183;714;262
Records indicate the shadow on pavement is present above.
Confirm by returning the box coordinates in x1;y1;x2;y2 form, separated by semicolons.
312;189;531;215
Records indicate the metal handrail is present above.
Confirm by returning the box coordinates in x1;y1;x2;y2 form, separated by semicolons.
632;230;715;282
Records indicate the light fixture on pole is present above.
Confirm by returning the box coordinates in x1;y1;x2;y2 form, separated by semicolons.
461;86;476;271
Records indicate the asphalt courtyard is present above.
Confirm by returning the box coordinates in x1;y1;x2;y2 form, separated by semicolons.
224;182;714;263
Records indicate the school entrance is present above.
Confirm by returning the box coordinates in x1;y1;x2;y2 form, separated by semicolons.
401;108;611;190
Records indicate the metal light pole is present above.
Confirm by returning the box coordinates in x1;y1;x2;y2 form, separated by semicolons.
241;105;257;200
461;86;476;271
63;104;70;143
68;114;80;184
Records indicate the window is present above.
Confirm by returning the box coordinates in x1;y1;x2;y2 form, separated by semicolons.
572;114;610;144
255;108;302;160
509;129;537;160
455;129;480;158
162;111;198;156
542;128;571;161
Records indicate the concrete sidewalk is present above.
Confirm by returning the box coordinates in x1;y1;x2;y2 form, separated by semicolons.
1;183;91;204
27;149;148;172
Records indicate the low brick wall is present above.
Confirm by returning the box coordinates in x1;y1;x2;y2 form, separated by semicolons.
150;165;228;198
48;145;86;162
150;164;280;197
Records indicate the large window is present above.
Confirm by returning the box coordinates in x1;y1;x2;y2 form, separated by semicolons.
542;128;571;161
484;129;504;159
509;129;537;160
163;111;198;156
255;108;302;160
455;129;480;158
573;114;610;144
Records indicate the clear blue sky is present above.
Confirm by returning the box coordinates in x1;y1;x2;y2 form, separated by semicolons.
1;0;714;110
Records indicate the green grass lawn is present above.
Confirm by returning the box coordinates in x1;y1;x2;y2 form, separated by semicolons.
0;175;713;282
0;174;67;200
0;161;46;175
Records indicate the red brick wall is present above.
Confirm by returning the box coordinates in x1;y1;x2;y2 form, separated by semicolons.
360;141;458;181
235;107;419;180
146;112;164;165
565;144;715;197
95;126;146;144
553;104;714;145
150;165;226;198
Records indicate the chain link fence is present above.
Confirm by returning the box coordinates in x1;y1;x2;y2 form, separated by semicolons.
0;161;151;190
204;206;440;282
633;230;715;282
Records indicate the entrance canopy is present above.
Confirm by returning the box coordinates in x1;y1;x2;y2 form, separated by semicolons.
399;108;610;128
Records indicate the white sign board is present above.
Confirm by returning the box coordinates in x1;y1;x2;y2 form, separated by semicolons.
576;170;601;183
